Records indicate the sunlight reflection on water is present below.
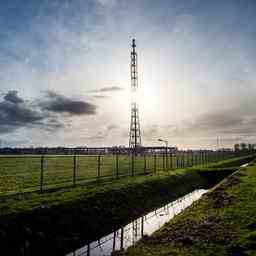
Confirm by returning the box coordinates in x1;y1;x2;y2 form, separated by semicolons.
66;189;208;256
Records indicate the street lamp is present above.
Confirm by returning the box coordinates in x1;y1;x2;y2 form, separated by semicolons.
158;138;168;147
158;138;169;170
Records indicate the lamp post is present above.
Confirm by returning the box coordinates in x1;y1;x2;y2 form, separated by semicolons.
158;139;168;170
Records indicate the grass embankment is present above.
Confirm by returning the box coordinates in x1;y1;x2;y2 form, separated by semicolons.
0;155;252;256
117;157;256;256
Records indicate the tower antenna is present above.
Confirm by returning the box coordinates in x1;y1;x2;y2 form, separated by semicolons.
129;39;142;150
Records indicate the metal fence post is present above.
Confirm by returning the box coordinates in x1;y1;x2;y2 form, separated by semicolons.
162;152;165;170
97;155;101;183
73;154;77;186
170;152;173;169
116;153;119;178
154;154;157;173
166;148;168;170
131;152;135;176
40;155;44;193
144;154;147;174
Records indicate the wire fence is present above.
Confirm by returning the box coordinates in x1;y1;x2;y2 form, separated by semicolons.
0;150;238;196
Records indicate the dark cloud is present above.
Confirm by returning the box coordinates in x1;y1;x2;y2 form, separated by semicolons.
0;91;43;133
89;86;123;93
4;90;24;103
41;91;97;115
0;90;98;134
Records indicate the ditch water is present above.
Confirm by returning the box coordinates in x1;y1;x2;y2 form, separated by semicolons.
66;189;208;256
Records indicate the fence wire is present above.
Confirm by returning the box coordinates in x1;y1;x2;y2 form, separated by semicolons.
0;151;239;196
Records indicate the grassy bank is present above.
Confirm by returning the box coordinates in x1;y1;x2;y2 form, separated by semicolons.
116;157;256;255
0;156;252;255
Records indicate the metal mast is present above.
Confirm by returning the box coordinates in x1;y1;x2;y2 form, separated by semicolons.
129;39;142;149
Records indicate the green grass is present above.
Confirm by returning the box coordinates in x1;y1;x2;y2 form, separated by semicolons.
0;168;190;215
0;154;154;195
0;153;233;196
0;156;250;216
0;155;252;255
116;158;256;256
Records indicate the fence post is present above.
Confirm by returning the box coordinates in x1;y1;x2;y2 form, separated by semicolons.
40;155;44;193
170;152;173;169
144;154;147;174
162;152;165;170
131;152;135;176
97;155;101;183
116;153;119;178
73;154;77;186
166;148;168;170
154;154;157;173
120;228;124;250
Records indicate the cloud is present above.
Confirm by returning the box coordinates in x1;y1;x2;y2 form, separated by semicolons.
4;90;24;104
107;124;119;130
93;95;110;99
0;91;43;133
0;90;98;134
95;0;117;7
195;111;243;130
41;91;97;115
170;109;256;138
88;86;123;93
143;125;159;138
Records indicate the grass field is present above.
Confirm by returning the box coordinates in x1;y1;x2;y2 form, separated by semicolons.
116;158;256;256
0;152;232;196
0;155;252;255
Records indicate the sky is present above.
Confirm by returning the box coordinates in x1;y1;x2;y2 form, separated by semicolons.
0;0;256;149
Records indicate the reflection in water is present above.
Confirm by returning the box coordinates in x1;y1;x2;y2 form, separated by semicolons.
67;189;207;256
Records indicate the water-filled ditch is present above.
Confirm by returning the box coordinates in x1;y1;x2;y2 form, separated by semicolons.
67;189;207;256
